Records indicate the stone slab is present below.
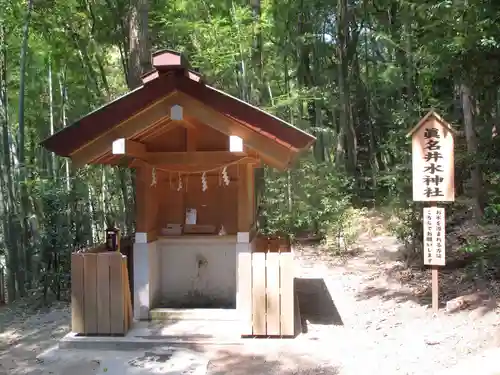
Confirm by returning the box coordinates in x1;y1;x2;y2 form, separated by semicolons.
60;318;244;350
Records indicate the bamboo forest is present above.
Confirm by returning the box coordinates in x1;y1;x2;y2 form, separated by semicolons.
0;0;499;301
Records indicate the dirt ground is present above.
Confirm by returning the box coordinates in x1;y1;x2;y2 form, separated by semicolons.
1;217;500;375
0;301;70;375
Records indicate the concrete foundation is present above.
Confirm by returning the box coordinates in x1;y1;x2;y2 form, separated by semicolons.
132;234;249;320
158;236;237;308
133;239;160;320
60;308;243;350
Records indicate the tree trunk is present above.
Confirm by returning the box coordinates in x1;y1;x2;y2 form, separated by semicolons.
0;23;18;301
250;0;266;229
16;0;34;297
460;82;484;220
127;0;151;239
58;70;72;193
48;55;57;178
337;0;357;174
128;0;151;89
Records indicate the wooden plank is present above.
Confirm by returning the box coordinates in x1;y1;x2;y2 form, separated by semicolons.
138;118;177;142
174;92;292;170
131;159;255;172
186;126;197;151
126;263;133;328
252;252;267;336
145;151;250;165
96;253;111;334
121;258;127;331
237;252;253;336
122;257;133;331
279;253;294;336
112;138;147;158
71;253;85;334
266;252;280;336
70;93;177;168
109;253;125;334
83;254;98;334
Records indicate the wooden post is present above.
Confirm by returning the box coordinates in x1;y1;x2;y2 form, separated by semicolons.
431;265;439;312
135;164;159;242
429;202;438;312
238;163;255;232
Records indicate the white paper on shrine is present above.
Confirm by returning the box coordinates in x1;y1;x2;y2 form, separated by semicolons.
423;207;446;266
185;208;197;225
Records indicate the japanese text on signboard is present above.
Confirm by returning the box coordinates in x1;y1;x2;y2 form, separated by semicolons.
411;113;454;202
423;127;444;199
423;207;446;266
425;208;433;264
435;208;443;261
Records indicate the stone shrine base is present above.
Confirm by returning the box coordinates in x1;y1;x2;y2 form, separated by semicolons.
60;308;244;350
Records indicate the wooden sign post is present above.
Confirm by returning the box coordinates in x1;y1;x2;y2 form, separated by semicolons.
407;111;455;312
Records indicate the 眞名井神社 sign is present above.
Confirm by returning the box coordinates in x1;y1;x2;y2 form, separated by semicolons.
423;206;446;266
408;111;455;202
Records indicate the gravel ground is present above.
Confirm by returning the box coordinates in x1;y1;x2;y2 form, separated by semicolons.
0;223;499;375
287;232;500;375
0;301;70;375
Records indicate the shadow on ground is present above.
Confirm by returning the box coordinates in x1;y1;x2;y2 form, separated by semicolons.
356;281;497;316
295;278;343;333
0;301;71;374
343;239;500;316
206;349;339;375
356;285;431;305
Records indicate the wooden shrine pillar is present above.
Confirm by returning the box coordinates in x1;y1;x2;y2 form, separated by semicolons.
238;163;255;235
236;162;256;334
133;164;160;320
135;165;159;242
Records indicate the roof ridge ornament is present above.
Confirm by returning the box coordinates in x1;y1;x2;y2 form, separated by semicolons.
141;50;203;84
152;49;189;71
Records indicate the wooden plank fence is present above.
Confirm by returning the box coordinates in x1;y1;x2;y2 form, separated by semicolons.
239;235;295;337
71;251;132;336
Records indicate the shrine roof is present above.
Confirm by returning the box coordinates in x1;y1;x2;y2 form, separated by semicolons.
41;49;315;158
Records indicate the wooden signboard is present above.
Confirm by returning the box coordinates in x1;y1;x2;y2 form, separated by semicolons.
408;111;455;202
423;207;446;266
408;111;455;312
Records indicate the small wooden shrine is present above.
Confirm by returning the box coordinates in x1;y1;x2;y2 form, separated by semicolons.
42;49;315;337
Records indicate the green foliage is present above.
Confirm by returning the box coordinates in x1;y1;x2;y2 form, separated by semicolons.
459;237;488;254
259;157;352;237
32;177;73;300
2;0;500;301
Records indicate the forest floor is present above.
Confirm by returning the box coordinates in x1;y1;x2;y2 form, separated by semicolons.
0;301;70;375
0;211;500;374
